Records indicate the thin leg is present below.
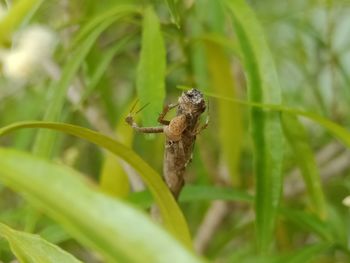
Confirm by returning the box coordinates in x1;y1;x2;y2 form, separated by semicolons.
125;102;164;134
158;103;178;125
125;115;164;133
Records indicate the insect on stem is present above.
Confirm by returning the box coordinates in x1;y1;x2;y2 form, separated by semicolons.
125;89;208;199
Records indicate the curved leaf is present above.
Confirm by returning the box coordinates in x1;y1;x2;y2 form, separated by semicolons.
0;222;81;263
0;122;192;248
0;148;201;262
225;0;284;252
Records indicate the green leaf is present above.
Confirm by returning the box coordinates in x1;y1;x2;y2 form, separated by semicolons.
0;0;43;46
127;185;254;209
0;122;192;248
225;0;284;252
205;41;243;186
190;89;350;151
0;222;81;263
281;113;327;219
70;4;138;50
164;0;180;27
0;148;201;262
80;35;133;105
33;5;137;157
136;6;166;127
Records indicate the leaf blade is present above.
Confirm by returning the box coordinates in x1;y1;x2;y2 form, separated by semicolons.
136;6;166;127
0;222;81;263
225;0;284;252
0;148;200;262
281;113;327;219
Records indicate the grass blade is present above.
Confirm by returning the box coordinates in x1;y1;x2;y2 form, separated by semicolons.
80;35;133;104
225;0;284;252
0;148;201;262
0;222;81;263
136;6;166;127
33;7;137;157
205;41;243;186
189;89;350;150
0;121;192;248
281;113;327;219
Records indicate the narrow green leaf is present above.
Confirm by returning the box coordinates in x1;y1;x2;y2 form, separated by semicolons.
137;6;166;127
80;35;133;104
0;148;201;262
186;89;350;151
71;5;137;50
127;185;254;209
33;7;137;157
225;0;284;252
205;41;243;186
0;0;43;45
281;113;327;219
0;222;81;263
164;0;180;27
0;122;192;248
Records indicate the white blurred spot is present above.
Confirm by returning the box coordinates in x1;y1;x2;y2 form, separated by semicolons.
1;25;57;81
342;196;350;207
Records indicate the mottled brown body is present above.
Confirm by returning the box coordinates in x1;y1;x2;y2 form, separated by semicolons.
163;89;206;198
125;89;207;198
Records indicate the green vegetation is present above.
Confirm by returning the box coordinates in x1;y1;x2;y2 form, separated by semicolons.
0;0;350;262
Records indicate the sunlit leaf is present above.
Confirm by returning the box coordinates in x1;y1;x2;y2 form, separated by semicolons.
0;222;81;263
0;148;201;262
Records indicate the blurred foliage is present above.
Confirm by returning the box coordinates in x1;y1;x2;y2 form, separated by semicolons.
0;0;350;262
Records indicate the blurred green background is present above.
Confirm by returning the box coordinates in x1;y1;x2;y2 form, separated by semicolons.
1;0;350;262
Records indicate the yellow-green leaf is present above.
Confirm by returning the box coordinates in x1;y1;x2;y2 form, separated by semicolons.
0;148;200;262
0;222;81;263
